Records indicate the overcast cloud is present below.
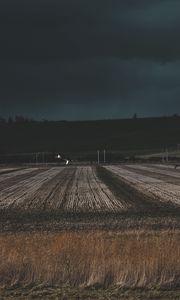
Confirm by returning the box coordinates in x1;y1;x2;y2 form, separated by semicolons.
0;0;180;120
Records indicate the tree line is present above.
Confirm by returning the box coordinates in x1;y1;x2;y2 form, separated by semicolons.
0;113;179;124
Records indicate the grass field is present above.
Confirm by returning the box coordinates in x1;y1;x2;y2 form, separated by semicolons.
0;230;179;299
0;164;179;299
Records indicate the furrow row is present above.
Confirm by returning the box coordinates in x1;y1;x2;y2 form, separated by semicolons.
105;165;180;207
0;168;64;209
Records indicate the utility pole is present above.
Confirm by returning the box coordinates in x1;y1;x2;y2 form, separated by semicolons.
42;152;45;165
97;150;100;164
178;144;180;152
35;153;38;165
103;149;106;163
162;149;165;163
166;148;169;162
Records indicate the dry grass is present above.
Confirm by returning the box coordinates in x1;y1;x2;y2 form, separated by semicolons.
0;230;179;290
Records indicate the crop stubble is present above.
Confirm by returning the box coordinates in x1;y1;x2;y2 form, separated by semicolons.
0;167;125;212
0;164;179;231
104;165;180;207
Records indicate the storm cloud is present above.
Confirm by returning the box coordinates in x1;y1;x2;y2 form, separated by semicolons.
0;0;180;120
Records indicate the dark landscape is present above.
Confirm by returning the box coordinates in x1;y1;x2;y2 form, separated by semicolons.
1;116;180;163
1;0;180;298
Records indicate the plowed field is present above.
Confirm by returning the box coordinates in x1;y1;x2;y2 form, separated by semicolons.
0;164;179;231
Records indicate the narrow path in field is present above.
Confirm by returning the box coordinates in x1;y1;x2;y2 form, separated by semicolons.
0;168;64;209
123;164;180;185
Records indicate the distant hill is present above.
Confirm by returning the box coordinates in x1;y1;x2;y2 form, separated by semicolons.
0;116;180;162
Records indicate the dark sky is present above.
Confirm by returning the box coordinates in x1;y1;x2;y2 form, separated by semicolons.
0;0;180;120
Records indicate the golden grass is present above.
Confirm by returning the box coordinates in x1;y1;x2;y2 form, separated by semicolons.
0;230;179;289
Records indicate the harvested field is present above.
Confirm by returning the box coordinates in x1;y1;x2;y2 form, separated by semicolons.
0;168;46;191
150;163;180;170
0;165;179;232
62;166;124;213
0;167;38;183
0;167;19;175
104;165;180;207
125;164;180;184
0;166;125;212
0;167;64;209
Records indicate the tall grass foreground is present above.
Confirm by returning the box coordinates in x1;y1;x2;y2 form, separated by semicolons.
0;230;179;289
